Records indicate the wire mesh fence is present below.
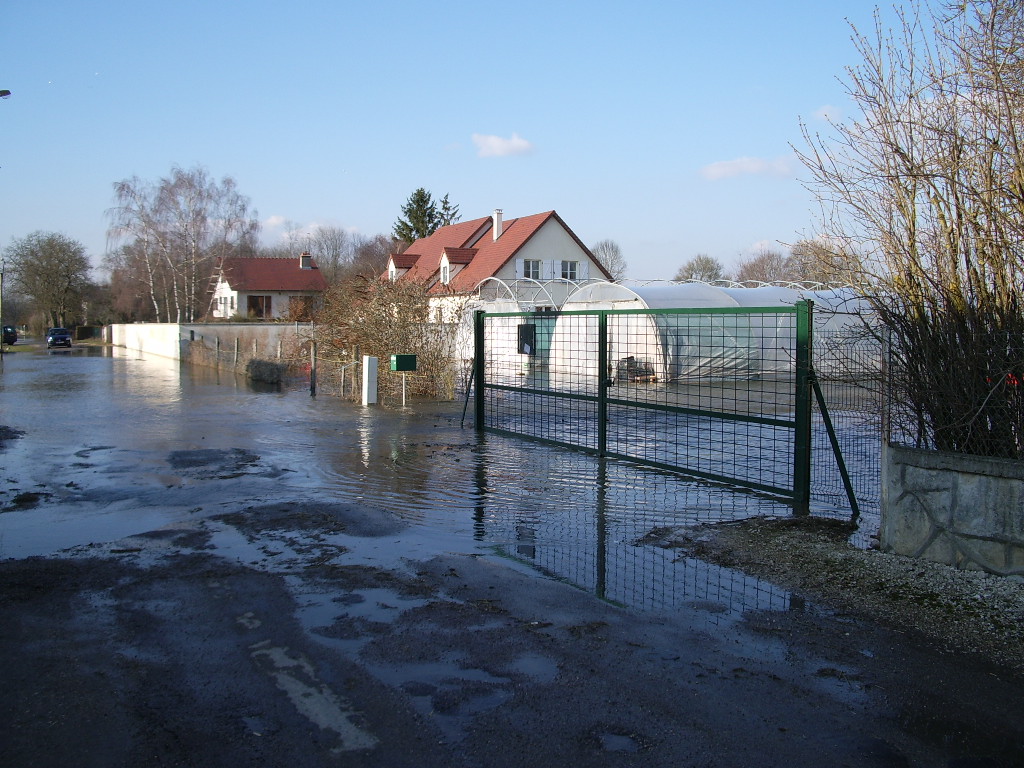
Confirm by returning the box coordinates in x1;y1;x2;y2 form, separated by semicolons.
477;306;810;502
477;305;884;523
812;326;883;520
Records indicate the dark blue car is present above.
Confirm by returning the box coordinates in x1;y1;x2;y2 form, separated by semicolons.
46;328;72;348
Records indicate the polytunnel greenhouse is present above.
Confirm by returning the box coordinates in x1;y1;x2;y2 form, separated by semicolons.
464;280;869;384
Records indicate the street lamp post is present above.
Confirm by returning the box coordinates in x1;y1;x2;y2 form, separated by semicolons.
1;260;5;357
1;89;10;355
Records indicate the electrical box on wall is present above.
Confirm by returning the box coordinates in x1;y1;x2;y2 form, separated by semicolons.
390;354;417;372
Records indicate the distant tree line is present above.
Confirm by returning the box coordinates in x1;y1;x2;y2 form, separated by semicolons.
670;240;842;284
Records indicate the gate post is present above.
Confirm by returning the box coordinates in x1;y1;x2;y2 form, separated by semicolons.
793;300;813;516
473;310;485;431
597;312;609;456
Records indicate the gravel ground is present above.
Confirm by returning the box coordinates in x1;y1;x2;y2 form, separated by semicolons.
639;516;1024;674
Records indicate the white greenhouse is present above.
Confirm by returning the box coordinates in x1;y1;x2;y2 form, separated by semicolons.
468;280;872;382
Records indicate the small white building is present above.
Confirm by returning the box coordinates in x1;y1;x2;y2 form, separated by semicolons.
211;253;328;320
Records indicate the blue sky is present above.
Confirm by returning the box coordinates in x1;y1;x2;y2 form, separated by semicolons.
1;1;896;280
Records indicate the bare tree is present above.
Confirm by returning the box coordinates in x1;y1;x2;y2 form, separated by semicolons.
106;166;259;322
350;234;393;280
796;0;1024;457
788;238;850;284
734;249;797;283
673;254;726;282
4;232;92;327
590;239;628;280
307;226;351;285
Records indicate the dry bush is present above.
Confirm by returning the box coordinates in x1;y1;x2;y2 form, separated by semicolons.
314;277;465;403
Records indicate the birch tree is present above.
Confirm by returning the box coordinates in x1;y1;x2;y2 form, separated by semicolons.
106;166;259;322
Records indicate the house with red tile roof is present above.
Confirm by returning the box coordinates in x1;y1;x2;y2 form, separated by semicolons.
211;253;328;320
386;209;612;310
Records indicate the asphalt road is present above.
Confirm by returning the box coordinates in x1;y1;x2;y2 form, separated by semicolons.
2;342;1023;767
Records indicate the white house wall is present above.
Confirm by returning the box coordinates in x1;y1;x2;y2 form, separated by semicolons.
497;219;601;308
211;286;318;320
211;279;237;319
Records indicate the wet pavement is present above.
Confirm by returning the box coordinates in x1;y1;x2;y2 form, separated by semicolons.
2;340;1023;767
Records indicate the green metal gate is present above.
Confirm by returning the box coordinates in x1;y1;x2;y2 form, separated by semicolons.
474;302;825;514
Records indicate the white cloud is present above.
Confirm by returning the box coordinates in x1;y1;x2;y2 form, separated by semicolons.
472;132;534;158
814;104;841;121
264;214;287;228
699;155;794;181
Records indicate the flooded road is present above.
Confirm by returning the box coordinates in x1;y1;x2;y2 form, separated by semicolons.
0;341;796;622
3;342;1023;767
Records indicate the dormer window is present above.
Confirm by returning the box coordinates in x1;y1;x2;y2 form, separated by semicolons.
440;263;450;284
388;264;397;281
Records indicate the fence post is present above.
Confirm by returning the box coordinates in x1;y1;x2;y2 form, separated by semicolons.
473;310;485;431
310;340;317;396
597;312;609;456
793;300;813;516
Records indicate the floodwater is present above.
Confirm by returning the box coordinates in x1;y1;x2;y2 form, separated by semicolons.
0;341;845;623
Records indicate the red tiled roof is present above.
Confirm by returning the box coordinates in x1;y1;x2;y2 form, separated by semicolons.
390;253;419;269
443;247;477;264
400;217;492;283
220;257;328;292
395;210;610;293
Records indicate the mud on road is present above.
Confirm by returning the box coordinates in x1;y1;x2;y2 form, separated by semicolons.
4;491;1024;767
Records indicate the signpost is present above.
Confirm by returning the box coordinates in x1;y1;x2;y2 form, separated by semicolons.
390;354;417;408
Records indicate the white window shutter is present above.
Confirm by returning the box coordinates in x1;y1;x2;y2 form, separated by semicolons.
580;261;589;279
516;258;524;278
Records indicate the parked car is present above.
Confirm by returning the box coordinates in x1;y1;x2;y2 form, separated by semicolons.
46;328;72;348
2;326;16;345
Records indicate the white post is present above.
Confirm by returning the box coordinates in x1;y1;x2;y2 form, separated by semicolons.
362;355;378;405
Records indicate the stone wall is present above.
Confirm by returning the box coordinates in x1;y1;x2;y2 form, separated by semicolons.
880;444;1024;576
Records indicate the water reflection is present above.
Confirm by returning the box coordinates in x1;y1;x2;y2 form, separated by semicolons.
464;442;794;626
1;346;813;623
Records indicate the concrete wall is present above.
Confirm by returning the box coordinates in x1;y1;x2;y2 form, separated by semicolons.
107;323;313;363
880;444;1024;576
107;323;187;359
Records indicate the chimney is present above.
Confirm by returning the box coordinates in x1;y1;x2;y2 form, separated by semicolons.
492;209;503;241
299;251;312;270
